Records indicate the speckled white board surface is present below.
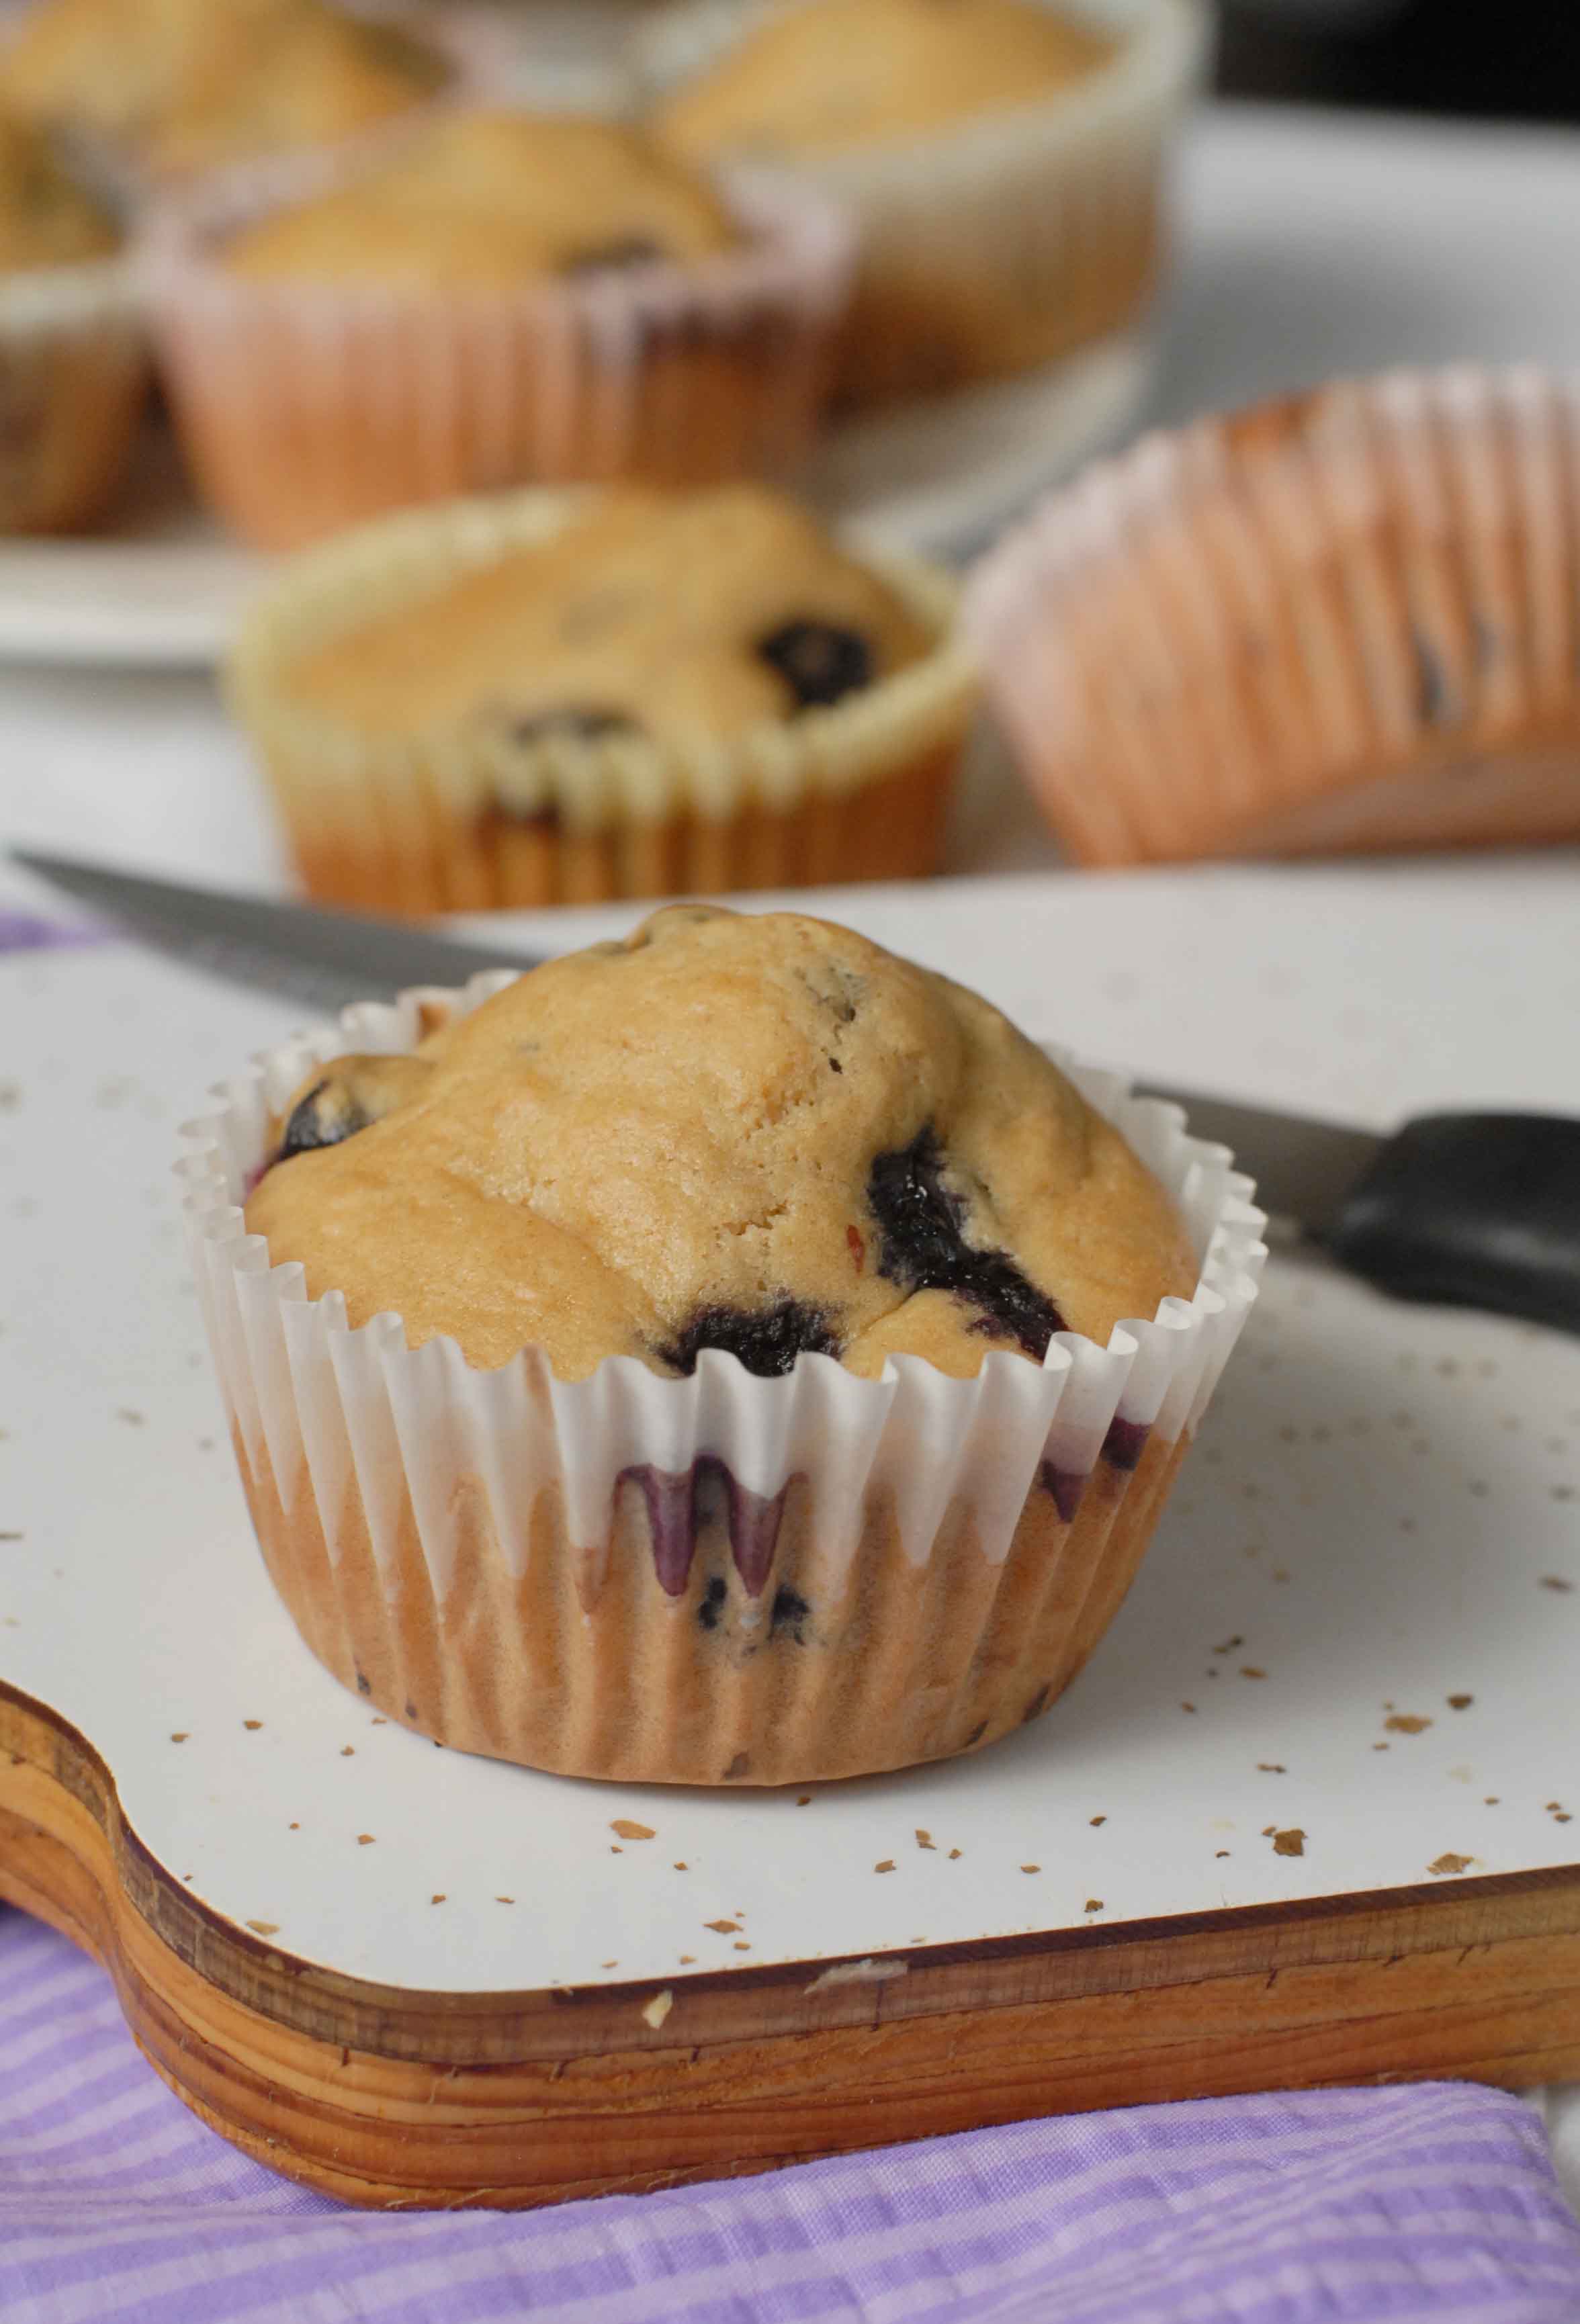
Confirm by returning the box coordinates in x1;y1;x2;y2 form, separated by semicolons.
1;864;1579;1995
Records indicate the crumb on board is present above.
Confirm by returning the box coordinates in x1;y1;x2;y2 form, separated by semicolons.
170;1733;188;1744
1212;1636;1245;1656
1272;1829;1306;1858
1084;1898;1104;1913
356;1834;375;1846
246;1920;279;1936
1240;1666;1268;1681
341;1746;355;1756
496;1896;515;1906
1181;1701;1197;1714
642;1990;674;2029
1020;1864;1041;1875
795;1795;812;1806
1385;1715;1432;1734
678;1955;697;1965
875;1860;896;1875
601;1960;618;1969
1428;1852;1473;1876
243;1719;263;1731
611;1820;656;1841
705;1919;740;1934
1090;1816;1106;1828
733;1941;752;1952
1257;1763;1286;1774
1448;1695;1473;1711
1541;1576;1574;1593
915;1829;935;1850
949;1848;963;1861
674;1861;689;1871
431;1894;445;1904
1215;1850;1230;1859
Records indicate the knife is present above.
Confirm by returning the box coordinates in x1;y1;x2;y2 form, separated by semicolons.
13;846;1580;1336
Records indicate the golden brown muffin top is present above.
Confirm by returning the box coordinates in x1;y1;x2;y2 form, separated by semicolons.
0;111;117;267
245;903;1198;1381
654;0;1112;161
222;111;736;285
0;0;443;175
281;486;936;754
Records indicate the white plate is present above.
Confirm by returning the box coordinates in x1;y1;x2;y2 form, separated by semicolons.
0;332;1148;671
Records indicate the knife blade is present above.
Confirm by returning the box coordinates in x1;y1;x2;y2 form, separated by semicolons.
12;846;1580;1335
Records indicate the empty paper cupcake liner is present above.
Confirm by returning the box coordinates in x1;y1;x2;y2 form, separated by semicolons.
967;364;1580;865
0;255;146;532
141;136;855;548
633;0;1209;408
179;974;1264;1786
226;485;979;914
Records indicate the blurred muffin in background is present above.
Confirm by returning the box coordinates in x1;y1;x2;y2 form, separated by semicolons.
0;0;448;183
149;109;853;547
0;109;143;529
228;480;977;913
967;367;1580;864
640;0;1208;409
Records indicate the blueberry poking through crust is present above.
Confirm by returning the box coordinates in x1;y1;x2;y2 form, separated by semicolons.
278;1077;367;1161
657;1299;841;1379
867;1124;1065;1357
273;1055;432;1168
756;620;874;711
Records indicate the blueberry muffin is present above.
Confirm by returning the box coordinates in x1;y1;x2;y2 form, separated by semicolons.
642;0;1205;407
0;111;144;530
247;903;1198;1379
222;111;736;285
0;0;447;183
148;107;852;546
228;483;975;912
656;0;1112;157
193;904;1260;1785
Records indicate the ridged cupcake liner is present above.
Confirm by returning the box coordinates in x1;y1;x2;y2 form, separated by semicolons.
179;973;1265;1787
140;132;856;549
967;364;1580;865
633;0;1208;409
225;485;979;915
0;253;145;531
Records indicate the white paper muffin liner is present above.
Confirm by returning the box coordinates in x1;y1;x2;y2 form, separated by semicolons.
226;484;978;913
633;0;1209;408
140;128;855;549
179;967;1264;1785
967;364;1580;866
0;251;144;531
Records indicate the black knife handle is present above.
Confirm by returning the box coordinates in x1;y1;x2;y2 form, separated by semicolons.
1324;1114;1580;1335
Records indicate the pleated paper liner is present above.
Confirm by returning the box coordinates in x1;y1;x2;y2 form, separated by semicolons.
179;974;1264;1787
632;0;1209;409
226;485;979;915
967;365;1580;866
0;255;146;532
141;131;856;549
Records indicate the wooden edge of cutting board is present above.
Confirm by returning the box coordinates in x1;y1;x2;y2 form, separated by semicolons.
4;1677;1580;2211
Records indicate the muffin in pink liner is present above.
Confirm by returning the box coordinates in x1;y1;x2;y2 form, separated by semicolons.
967;365;1580;866
179;905;1264;1788
143;111;855;549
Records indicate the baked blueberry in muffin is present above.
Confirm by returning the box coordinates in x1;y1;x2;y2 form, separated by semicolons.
247;903;1196;1382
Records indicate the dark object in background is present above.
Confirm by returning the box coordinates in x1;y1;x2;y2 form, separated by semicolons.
1217;0;1580;123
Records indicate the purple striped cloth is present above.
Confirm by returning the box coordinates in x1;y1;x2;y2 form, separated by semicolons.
3;1910;1579;2323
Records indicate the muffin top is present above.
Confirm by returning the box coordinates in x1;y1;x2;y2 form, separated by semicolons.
0;0;444;175
0;111;118;268
245;904;1198;1382
222;112;736;285
654;0;1112;162
279;486;936;754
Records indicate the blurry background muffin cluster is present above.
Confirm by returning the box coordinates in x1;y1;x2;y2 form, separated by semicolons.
1;0;1575;911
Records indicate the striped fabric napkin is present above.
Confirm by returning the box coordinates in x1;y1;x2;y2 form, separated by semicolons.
3;1908;1578;2324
